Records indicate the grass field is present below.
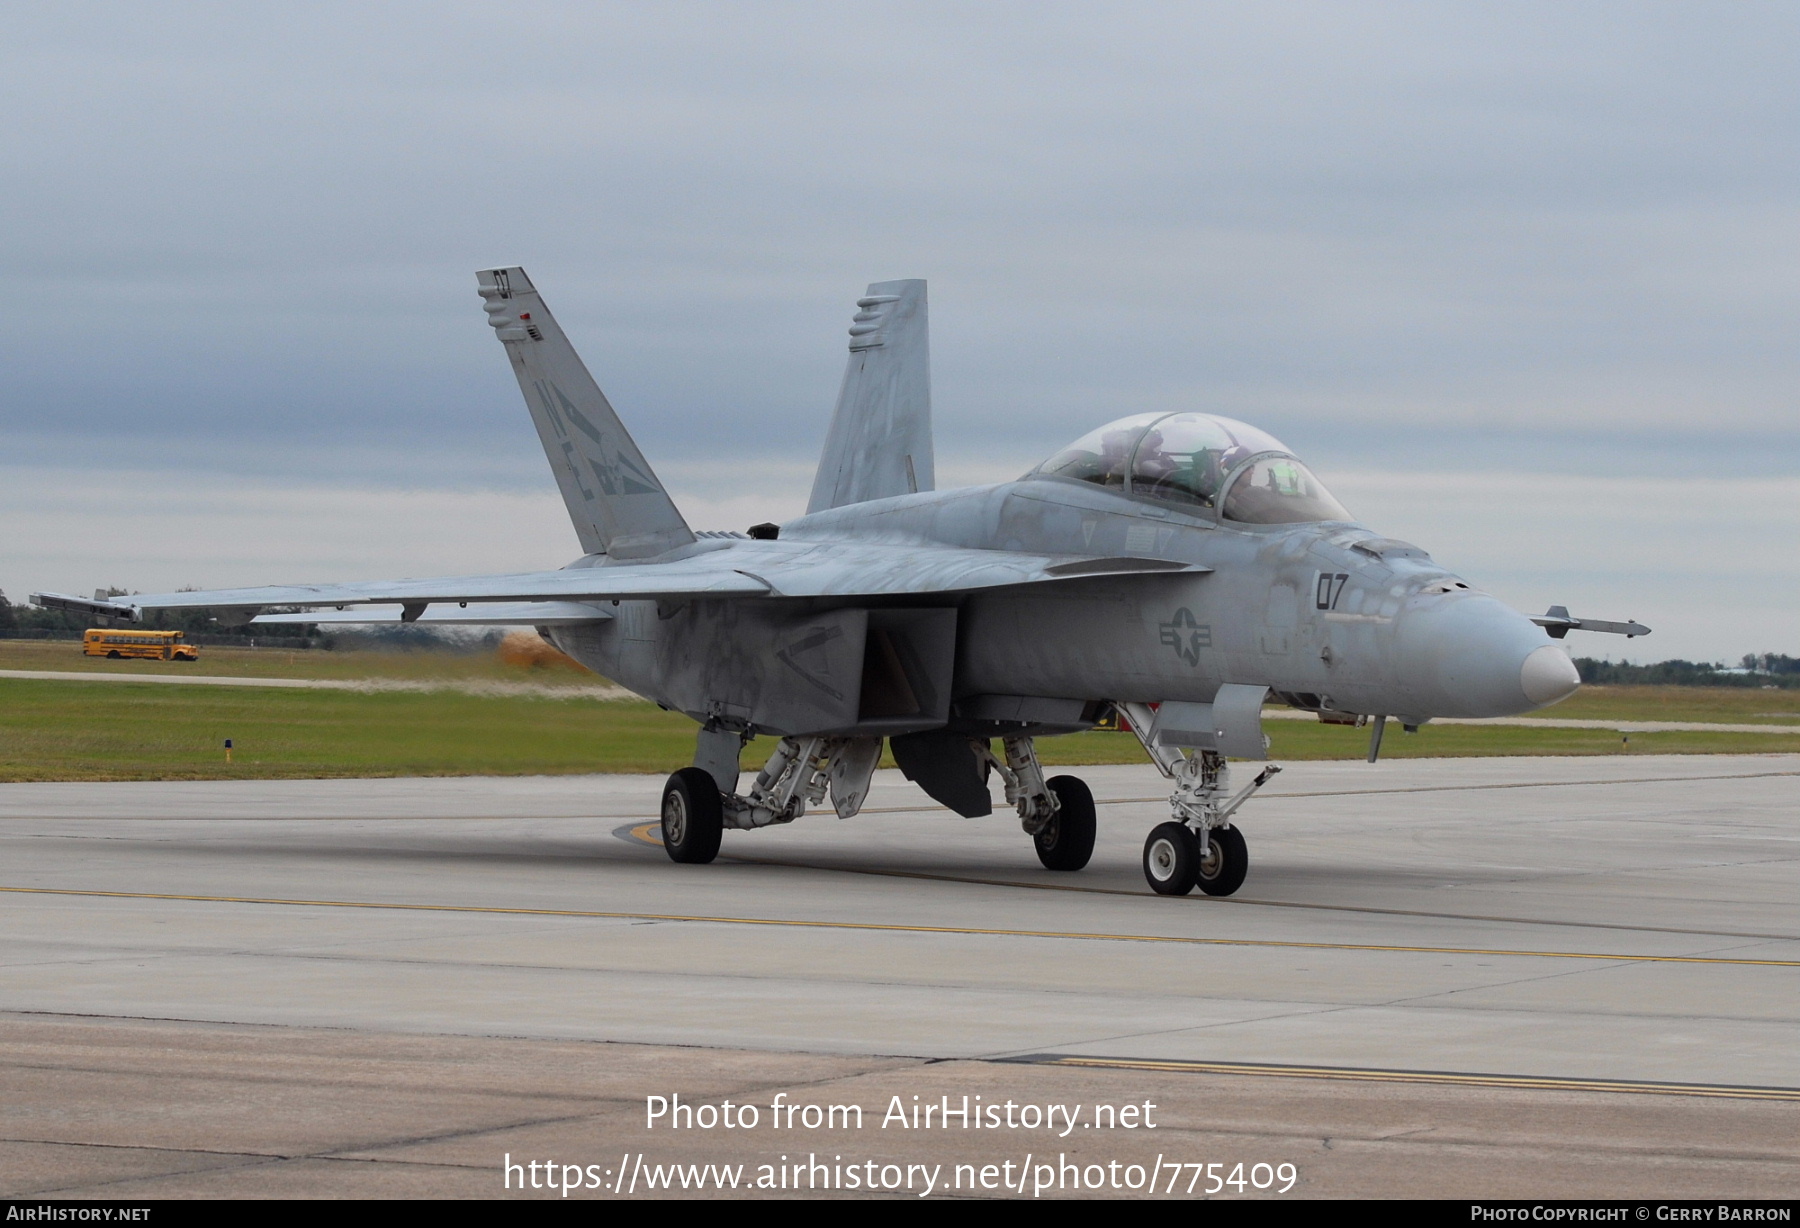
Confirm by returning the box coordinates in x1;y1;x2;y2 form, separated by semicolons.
1534;685;1800;725
0;638;598;685
3;639;1797;782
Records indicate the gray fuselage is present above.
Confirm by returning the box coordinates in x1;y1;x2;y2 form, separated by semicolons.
551;472;1573;736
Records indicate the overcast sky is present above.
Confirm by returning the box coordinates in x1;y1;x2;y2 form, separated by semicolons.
2;2;1795;661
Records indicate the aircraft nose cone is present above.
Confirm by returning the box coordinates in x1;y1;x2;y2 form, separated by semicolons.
1392;593;1574;718
1520;644;1580;707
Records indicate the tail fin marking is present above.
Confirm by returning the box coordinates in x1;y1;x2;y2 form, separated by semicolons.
478;267;694;559
807;279;935;514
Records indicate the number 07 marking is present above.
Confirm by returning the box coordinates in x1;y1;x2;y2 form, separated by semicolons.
1315;572;1348;610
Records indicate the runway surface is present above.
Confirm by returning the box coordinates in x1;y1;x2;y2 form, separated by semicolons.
2;753;1796;1198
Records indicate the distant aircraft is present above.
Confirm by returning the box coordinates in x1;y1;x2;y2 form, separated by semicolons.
35;269;1649;896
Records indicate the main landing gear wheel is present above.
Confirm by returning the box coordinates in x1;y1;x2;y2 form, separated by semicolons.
1195;824;1248;897
661;767;724;865
1142;821;1199;896
1034;775;1096;871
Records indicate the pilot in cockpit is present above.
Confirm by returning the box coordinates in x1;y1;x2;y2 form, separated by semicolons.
1036;417;1149;489
1129;417;1246;509
1033;411;1350;524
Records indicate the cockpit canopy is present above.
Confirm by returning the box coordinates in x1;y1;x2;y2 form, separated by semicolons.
1032;412;1351;525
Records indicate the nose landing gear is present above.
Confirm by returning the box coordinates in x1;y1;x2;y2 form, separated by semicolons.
1194;823;1248;896
1118;701;1278;897
1141;821;1248;896
1143;821;1199;895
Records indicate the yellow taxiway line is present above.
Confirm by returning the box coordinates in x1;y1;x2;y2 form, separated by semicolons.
613;823;1800;943
1021;1055;1800;1102
1;884;1795;968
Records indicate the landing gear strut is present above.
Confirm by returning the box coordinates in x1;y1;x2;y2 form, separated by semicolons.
661;729;886;864
1117;702;1278;897
976;737;1094;871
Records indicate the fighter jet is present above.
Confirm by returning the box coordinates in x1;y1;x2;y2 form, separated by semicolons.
35;269;1650;897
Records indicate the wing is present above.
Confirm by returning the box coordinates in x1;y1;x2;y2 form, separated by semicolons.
737;543;1205;598
252;601;616;627
32;564;769;622
33;542;1206;624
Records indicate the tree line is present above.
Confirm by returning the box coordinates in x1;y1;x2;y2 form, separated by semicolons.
0;588;505;652
1572;655;1800;689
0;588;317;645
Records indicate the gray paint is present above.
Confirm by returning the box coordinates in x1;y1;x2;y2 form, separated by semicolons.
477;267;695;560
1152;685;1269;757
808;279;934;514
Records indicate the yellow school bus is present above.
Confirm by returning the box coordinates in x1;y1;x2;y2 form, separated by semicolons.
83;628;199;661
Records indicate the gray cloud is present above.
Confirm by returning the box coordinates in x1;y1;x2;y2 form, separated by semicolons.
4;2;1794;470
2;3;1796;655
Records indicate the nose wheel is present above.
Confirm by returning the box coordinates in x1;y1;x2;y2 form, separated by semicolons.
1112;705;1276;899
1195;824;1248;896
1143;822;1199;895
1142;822;1248;896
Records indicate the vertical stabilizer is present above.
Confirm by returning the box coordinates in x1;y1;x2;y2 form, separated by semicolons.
477;267;694;559
807;279;935;514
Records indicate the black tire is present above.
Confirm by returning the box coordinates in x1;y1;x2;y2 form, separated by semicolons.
1034;775;1096;871
1143;821;1199;895
106;650;121;659
1195;824;1249;897
661;767;724;865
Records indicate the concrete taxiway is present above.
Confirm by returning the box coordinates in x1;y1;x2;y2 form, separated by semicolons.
1;754;1795;1198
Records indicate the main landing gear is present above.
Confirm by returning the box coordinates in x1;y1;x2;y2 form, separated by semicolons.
660;726;887;866
658;726;1095;872
1034;776;1097;871
660;730;841;865
1116;702;1279;897
973;738;1095;871
660;767;724;864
